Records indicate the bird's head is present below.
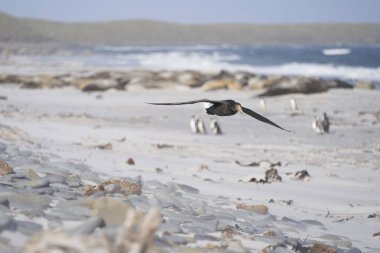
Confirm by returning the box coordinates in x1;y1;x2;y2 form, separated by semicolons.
234;103;243;113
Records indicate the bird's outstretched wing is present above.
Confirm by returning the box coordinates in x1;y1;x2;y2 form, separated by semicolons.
146;99;222;106
241;107;291;132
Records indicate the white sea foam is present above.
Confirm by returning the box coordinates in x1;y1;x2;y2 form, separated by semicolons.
2;49;380;82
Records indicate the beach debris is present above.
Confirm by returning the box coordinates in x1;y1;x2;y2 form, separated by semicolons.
93;142;113;150
289;97;298;110
210;119;222;135
235;160;281;168
259;98;267;110
155;167;163;173
0;160;14;176
155;143;175;149
265;168;282;182
309;243;337;253
0;95;7;100
236;203;268;215
373;231;380;237
280;199;294;205
368;213;380;218
81;184;105;196
81;177;142;197
312;112;330;134
293;170;311;181
126;158;135;165
240;167;282;184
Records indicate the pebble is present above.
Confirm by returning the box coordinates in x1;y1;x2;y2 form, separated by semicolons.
6;192;50;211
70;217;105;235
159;219;183;234
88;197;134;226
26;178;50;188
24;168;40;180
0;210;16;232
15;220;42;235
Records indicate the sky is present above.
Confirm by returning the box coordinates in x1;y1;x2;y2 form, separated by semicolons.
0;0;379;24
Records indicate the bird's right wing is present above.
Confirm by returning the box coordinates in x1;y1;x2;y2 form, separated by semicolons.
145;99;222;106
242;107;291;132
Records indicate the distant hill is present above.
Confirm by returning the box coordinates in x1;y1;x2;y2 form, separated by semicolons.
1;12;380;45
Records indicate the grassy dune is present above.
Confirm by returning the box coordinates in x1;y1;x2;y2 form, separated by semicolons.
1;12;380;45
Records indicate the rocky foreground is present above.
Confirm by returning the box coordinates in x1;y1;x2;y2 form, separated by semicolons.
0;142;371;253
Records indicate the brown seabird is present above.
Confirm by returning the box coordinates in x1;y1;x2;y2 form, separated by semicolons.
146;99;290;132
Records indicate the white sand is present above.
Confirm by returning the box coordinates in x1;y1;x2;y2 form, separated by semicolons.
0;85;379;249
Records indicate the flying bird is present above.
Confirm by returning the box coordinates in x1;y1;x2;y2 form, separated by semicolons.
146;99;290;132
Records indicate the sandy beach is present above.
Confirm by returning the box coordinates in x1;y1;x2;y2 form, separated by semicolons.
1;81;379;252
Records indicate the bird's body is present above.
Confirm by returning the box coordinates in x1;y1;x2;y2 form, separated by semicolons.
146;99;290;132
210;119;223;135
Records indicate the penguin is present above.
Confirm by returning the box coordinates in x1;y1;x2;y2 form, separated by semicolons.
259;98;267;111
321;112;330;133
290;97;298;111
197;118;207;134
312;117;324;134
210;118;223;135
190;115;200;134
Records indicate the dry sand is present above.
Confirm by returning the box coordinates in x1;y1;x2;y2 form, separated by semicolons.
0;85;379;250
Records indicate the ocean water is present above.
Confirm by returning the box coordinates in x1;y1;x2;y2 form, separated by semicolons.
6;44;380;85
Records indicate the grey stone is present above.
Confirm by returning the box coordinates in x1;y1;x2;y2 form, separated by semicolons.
163;234;191;245
214;211;236;221
0;176;14;187
301;219;325;227
0;196;9;207
346;247;362;253
154;192;181;208
50;182;71;191
0;210;16;232
0;143;6;152
70;217;105;235
181;220;218;234
24;168;40;181
198;214;216;221
170;182;199;194
193;234;221;241
30;187;54;195
6;193;50;211
45;174;66;184
26;178;50;188
159;220;183;234
104;184;122;194
15;220;42;235
189;199;207;215
54;191;77;200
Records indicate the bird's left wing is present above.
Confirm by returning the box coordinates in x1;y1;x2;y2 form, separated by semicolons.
145;99;222;106
241;107;291;132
